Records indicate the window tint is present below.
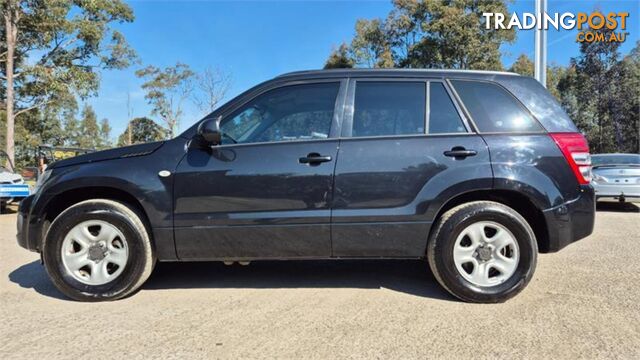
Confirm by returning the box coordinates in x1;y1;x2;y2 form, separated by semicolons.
352;82;425;137
428;82;466;134
451;80;542;133
220;82;340;144
592;154;640;166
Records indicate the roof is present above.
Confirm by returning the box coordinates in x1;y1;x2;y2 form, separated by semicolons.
276;68;520;81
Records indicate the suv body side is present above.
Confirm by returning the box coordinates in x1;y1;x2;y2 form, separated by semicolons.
17;70;594;260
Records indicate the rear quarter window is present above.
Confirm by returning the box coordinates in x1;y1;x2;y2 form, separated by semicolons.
451;80;543;133
497;76;578;133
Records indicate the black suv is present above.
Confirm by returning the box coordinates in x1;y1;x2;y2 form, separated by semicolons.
17;69;595;302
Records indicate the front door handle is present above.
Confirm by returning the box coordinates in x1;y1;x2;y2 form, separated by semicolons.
444;147;477;159
299;153;332;165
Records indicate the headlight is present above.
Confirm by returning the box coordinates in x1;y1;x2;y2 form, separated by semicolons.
33;169;52;194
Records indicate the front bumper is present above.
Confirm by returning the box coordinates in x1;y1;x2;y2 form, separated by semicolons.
16;195;38;252
592;183;640;199
541;185;595;252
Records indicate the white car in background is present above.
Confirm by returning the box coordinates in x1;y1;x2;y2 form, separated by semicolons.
591;154;640;203
1;151;29;213
0;164;25;185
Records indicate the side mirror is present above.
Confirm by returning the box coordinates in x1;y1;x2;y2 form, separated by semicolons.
197;117;222;146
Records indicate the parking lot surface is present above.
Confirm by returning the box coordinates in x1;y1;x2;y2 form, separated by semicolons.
1;202;639;359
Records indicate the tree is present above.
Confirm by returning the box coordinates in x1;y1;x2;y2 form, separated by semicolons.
136;63;194;138
0;110;5;151
117;117;166;146
324;43;354;69
14;106;66;169
608;42;639;153
1;0;136;165
556;25;636;153
77;104;99;149
508;54;565;99
350;18;394;68
192;66;231;115
545;65;567;100
99;118;112;149
328;0;515;69
509;54;534;77
62;109;80;147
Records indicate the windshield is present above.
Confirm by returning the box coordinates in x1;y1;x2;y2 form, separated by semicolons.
592;154;640;167
0;152;14;173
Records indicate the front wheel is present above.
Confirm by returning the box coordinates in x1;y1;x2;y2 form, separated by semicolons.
427;201;538;303
43;199;155;301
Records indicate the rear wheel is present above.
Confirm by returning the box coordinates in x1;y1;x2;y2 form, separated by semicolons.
43;199;155;301
427;201;537;303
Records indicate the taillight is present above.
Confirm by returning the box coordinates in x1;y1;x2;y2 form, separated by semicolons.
549;133;591;185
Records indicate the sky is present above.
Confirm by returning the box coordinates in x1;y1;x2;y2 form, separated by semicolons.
89;0;640;139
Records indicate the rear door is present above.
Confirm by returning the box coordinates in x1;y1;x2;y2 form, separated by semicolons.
331;78;492;257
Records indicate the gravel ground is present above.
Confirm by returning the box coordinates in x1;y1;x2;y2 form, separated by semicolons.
1;201;639;359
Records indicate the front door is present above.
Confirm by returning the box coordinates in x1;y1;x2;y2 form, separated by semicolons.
174;81;345;260
331;79;493;257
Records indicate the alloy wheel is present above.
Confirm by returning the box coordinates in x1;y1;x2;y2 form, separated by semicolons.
452;221;520;287
60;220;129;285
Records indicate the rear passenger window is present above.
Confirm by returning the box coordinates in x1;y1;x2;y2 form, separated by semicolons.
451;80;543;133
352;82;425;137
429;82;466;134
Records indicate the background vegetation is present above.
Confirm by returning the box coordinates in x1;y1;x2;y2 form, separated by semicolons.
1;0;638;171
325;0;639;154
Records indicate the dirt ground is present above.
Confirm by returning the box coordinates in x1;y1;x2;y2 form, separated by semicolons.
1;201;639;359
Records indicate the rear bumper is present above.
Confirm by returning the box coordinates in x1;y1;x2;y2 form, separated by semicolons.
542;185;595;252
592;183;640;199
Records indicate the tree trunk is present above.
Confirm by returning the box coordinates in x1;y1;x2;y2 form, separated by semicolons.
4;1;17;166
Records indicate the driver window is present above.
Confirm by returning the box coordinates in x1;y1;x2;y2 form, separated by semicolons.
220;82;340;145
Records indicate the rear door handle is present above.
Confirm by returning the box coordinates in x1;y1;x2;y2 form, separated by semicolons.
444;147;477;159
299;153;332;165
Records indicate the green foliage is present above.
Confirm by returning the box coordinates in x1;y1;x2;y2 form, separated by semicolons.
351;18;393;68
99;118;112;149
3;0;136;108
508;54;565;99
135;63;195;138
324;43;355;69
77;104;100;149
13;107;67;169
62;109;81;146
117;117;167;147
509;54;534;77
2;0;137;164
558;32;639;153
328;0;515;69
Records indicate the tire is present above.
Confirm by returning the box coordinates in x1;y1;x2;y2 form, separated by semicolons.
427;201;538;303
42;199;155;301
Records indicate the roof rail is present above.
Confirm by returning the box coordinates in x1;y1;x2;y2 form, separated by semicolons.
276;68;520;78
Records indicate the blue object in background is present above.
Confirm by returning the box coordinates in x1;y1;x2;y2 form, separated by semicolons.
0;184;30;198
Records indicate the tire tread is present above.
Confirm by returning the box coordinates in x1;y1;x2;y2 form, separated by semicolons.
43;199;155;301
427;201;537;303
